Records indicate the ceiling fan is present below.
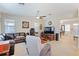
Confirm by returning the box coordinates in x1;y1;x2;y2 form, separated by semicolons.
36;10;46;19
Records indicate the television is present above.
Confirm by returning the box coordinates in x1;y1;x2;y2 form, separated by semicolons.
44;27;54;34
44;27;51;34
51;26;55;34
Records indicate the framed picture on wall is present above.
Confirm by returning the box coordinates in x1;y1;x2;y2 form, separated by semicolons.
40;24;42;30
22;21;29;28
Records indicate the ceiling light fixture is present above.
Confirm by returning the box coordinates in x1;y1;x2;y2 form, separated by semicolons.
36;10;40;19
36;16;40;19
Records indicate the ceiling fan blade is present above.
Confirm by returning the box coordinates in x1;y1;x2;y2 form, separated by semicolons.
18;3;25;5
39;16;46;19
40;16;46;18
42;16;46;17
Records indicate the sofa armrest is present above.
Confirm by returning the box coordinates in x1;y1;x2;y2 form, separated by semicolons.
9;40;15;56
40;44;51;56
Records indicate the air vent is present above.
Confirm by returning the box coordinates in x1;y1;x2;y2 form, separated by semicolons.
18;3;25;5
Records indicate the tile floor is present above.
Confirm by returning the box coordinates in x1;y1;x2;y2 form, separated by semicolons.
51;33;79;56
14;33;79;56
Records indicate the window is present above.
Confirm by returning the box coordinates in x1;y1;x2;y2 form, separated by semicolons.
4;19;16;33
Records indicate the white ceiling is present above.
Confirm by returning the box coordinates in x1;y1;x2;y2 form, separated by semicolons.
0;3;79;19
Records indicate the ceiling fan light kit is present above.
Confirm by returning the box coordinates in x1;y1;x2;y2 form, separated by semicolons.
36;10;46;19
36;16;40;19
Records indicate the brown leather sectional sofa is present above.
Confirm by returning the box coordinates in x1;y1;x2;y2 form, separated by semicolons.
0;32;26;56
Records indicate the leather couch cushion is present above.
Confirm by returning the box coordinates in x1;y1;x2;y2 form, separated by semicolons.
0;34;5;41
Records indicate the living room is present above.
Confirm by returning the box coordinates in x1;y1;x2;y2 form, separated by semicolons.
0;3;79;56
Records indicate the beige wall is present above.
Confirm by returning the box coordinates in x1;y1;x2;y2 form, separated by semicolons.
44;19;60;33
0;12;46;35
16;18;34;33
0;12;79;35
60;18;79;35
0;13;40;34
